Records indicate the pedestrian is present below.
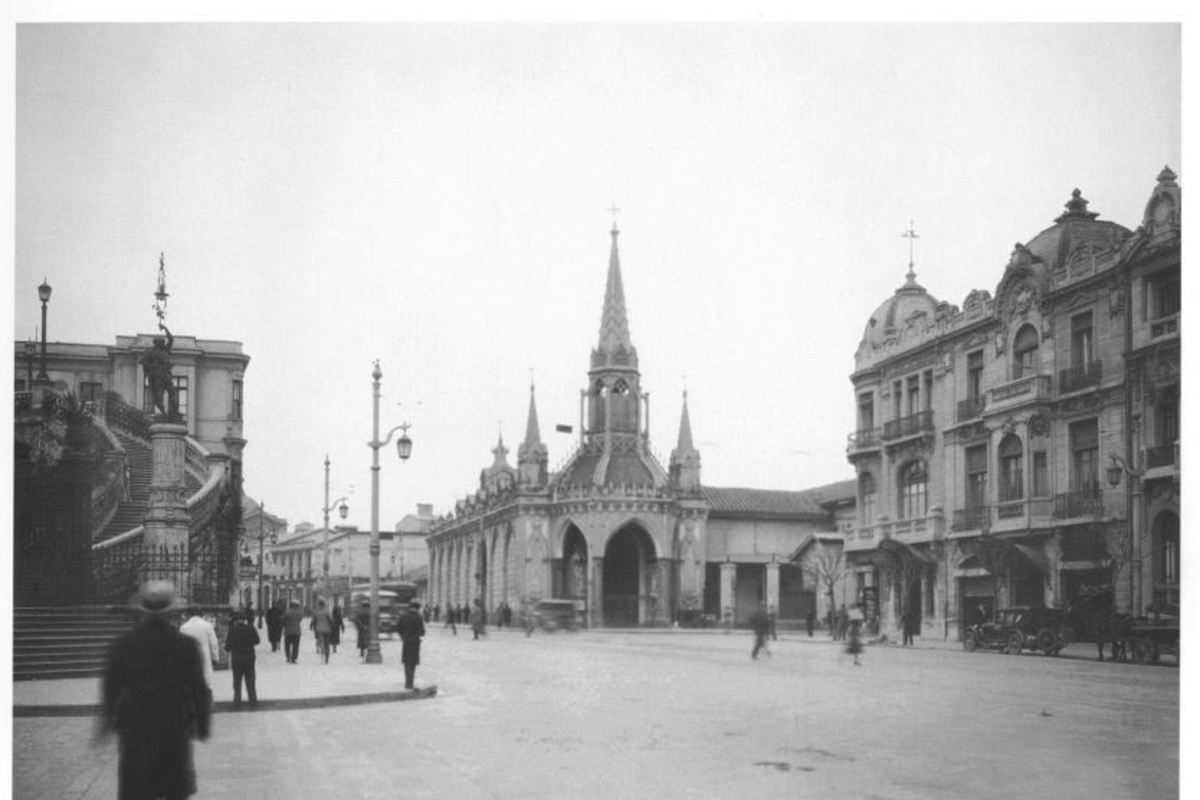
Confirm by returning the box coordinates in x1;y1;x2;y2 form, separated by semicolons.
330;602;344;654
266;600;283;652
396;600;426;690
767;605;778;641
470;599;487;640
722;607;733;634
96;581;211;800
901;608;914;646
355;600;371;659
310;599;334;664
179;605;219;713
282;600;303;664
836;604;849;641
846;604;864;666
225;610;261;708
444;603;457;635
749;602;771;659
805;607;815;638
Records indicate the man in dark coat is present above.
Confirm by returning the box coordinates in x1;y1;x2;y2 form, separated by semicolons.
225;610;261;709
265;601;283;652
98;581;211;800
396;600;427;690
749;602;771;659
281;600;304;663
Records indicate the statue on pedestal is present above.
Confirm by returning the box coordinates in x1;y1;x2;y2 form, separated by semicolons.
141;322;179;419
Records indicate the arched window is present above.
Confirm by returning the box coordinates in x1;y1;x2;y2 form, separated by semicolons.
998;434;1024;502
899;460;927;519
859;472;876;525
1013;324;1039;379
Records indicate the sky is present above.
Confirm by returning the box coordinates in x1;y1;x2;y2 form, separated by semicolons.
10;20;1184;534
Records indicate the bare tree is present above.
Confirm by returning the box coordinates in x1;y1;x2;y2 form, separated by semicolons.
800;541;849;627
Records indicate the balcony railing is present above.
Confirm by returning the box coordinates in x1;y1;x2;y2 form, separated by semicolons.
1150;314;1179;339
995;499;1024;519
1152;584;1180;612
1059;360;1102;394
882;410;934;441
847;427;881;451
1145;443;1178;469
957;396;986;423
989;374;1052;406
951;506;990;532
1053;487;1103;519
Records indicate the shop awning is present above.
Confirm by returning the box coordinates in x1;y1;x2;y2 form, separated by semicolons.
877;537;938;565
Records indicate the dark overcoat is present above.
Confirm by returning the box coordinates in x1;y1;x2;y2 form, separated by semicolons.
100;614;211;800
395;608;426;666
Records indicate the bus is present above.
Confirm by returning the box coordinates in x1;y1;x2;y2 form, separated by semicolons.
347;581;417;637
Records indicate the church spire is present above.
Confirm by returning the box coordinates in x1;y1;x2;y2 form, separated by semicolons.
518;381;548;487
669;390;701;491
595;222;637;361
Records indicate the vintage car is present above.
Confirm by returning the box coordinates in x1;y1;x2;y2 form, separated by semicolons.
962;606;1067;656
529;599;581;633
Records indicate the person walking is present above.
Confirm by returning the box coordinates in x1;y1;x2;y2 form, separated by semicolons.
354;600;371;659
225;610;261;709
901;607;914;646
330;602;344;654
846;604;865;666
179;605;219;714
281;600;303;664
767;605;779;642
266;601;283;652
97;581;211;800
469;599;487;640
805;607;815;638
310;599;335;664
836;604;849;641
396;600;427;690
750;602;771;659
443;603;457;636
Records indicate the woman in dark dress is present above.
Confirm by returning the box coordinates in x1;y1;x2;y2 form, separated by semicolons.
330;603;344;654
845;604;864;665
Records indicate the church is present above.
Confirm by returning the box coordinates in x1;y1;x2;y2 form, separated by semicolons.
425;224;855;628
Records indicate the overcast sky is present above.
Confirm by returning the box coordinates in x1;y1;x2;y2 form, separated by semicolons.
12;22;1182;532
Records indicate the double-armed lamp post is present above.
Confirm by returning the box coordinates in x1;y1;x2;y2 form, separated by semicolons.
366;360;412;664
321;455;350;604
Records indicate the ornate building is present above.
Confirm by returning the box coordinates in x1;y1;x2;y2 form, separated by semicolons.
426;224;855;628
845;169;1181;641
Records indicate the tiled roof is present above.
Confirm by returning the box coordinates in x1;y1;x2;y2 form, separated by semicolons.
702;479;856;519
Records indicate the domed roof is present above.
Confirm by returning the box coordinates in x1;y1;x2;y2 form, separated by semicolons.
860;270;941;353
1024;188;1131;269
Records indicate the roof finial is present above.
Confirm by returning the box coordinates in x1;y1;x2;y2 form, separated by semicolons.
902;220;919;282
608;202;621;234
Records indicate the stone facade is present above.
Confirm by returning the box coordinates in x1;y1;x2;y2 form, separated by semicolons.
845;169;1182;641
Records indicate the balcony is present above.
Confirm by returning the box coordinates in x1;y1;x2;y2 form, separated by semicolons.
846;427;881;454
1053;488;1104;519
987;374;1052;412
951;506;990;532
882;410;934;441
1059;360;1102;394
957;395;986;423
990;497;1054;531
1150;314;1179;339
846;514;943;552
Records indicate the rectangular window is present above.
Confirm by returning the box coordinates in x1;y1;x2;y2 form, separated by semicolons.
1000;451;1024;502
1148;272;1181;319
1032;452;1049;497
15;379;27;392
79;381;103;403
967;351;984;399
1156;389;1179;447
858;392;874;430
1071;312;1094;367
861;492;875;526
923;370;933;411
232;379;244;421
893;380;903;420
906;376;920;416
965;445;988;508
1069;419;1099;492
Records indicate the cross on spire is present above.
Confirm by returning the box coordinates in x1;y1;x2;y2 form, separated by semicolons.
608;203;621;231
902;220;919;280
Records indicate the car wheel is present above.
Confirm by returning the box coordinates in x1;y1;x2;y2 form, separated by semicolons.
1005;631;1023;655
1036;628;1058;654
963;630;978;652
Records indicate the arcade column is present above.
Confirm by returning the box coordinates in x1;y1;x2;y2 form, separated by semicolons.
719;560;736;621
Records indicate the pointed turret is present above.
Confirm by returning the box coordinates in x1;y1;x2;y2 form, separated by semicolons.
669;390;701;491
518;382;549;487
592;224;639;371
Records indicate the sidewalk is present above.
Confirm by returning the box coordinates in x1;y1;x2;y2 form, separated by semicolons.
13;636;436;717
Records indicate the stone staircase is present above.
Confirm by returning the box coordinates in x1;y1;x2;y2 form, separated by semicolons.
14;606;135;681
96;430;153;541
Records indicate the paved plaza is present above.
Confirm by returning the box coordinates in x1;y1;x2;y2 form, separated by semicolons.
12;628;1182;800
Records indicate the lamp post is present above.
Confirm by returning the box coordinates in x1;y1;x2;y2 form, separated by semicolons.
1107;453;1145;617
241;503;279;628
366;360;412;664
24;340;35;389
36;279;52;381
322;454;350;605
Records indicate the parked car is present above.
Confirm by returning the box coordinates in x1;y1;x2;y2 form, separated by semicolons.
962;606;1067;656
530;599;581;632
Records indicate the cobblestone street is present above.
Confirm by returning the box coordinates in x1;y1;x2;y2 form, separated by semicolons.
13;630;1181;800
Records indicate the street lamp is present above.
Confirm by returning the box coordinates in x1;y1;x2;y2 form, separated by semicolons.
242;503;279;628
366;359;412;664
322;454;350;605
36;279;52;381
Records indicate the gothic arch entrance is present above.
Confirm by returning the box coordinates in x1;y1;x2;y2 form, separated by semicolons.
603;524;657;627
561;525;588;613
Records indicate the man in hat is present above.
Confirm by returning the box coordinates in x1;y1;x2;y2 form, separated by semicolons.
98;580;211;800
224;610;261;709
395;600;427;690
281;600;304;664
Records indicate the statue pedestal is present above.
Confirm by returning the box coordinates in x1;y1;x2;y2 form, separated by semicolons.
142;420;192;597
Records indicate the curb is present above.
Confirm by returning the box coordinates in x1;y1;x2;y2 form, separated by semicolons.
13;685;438;718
